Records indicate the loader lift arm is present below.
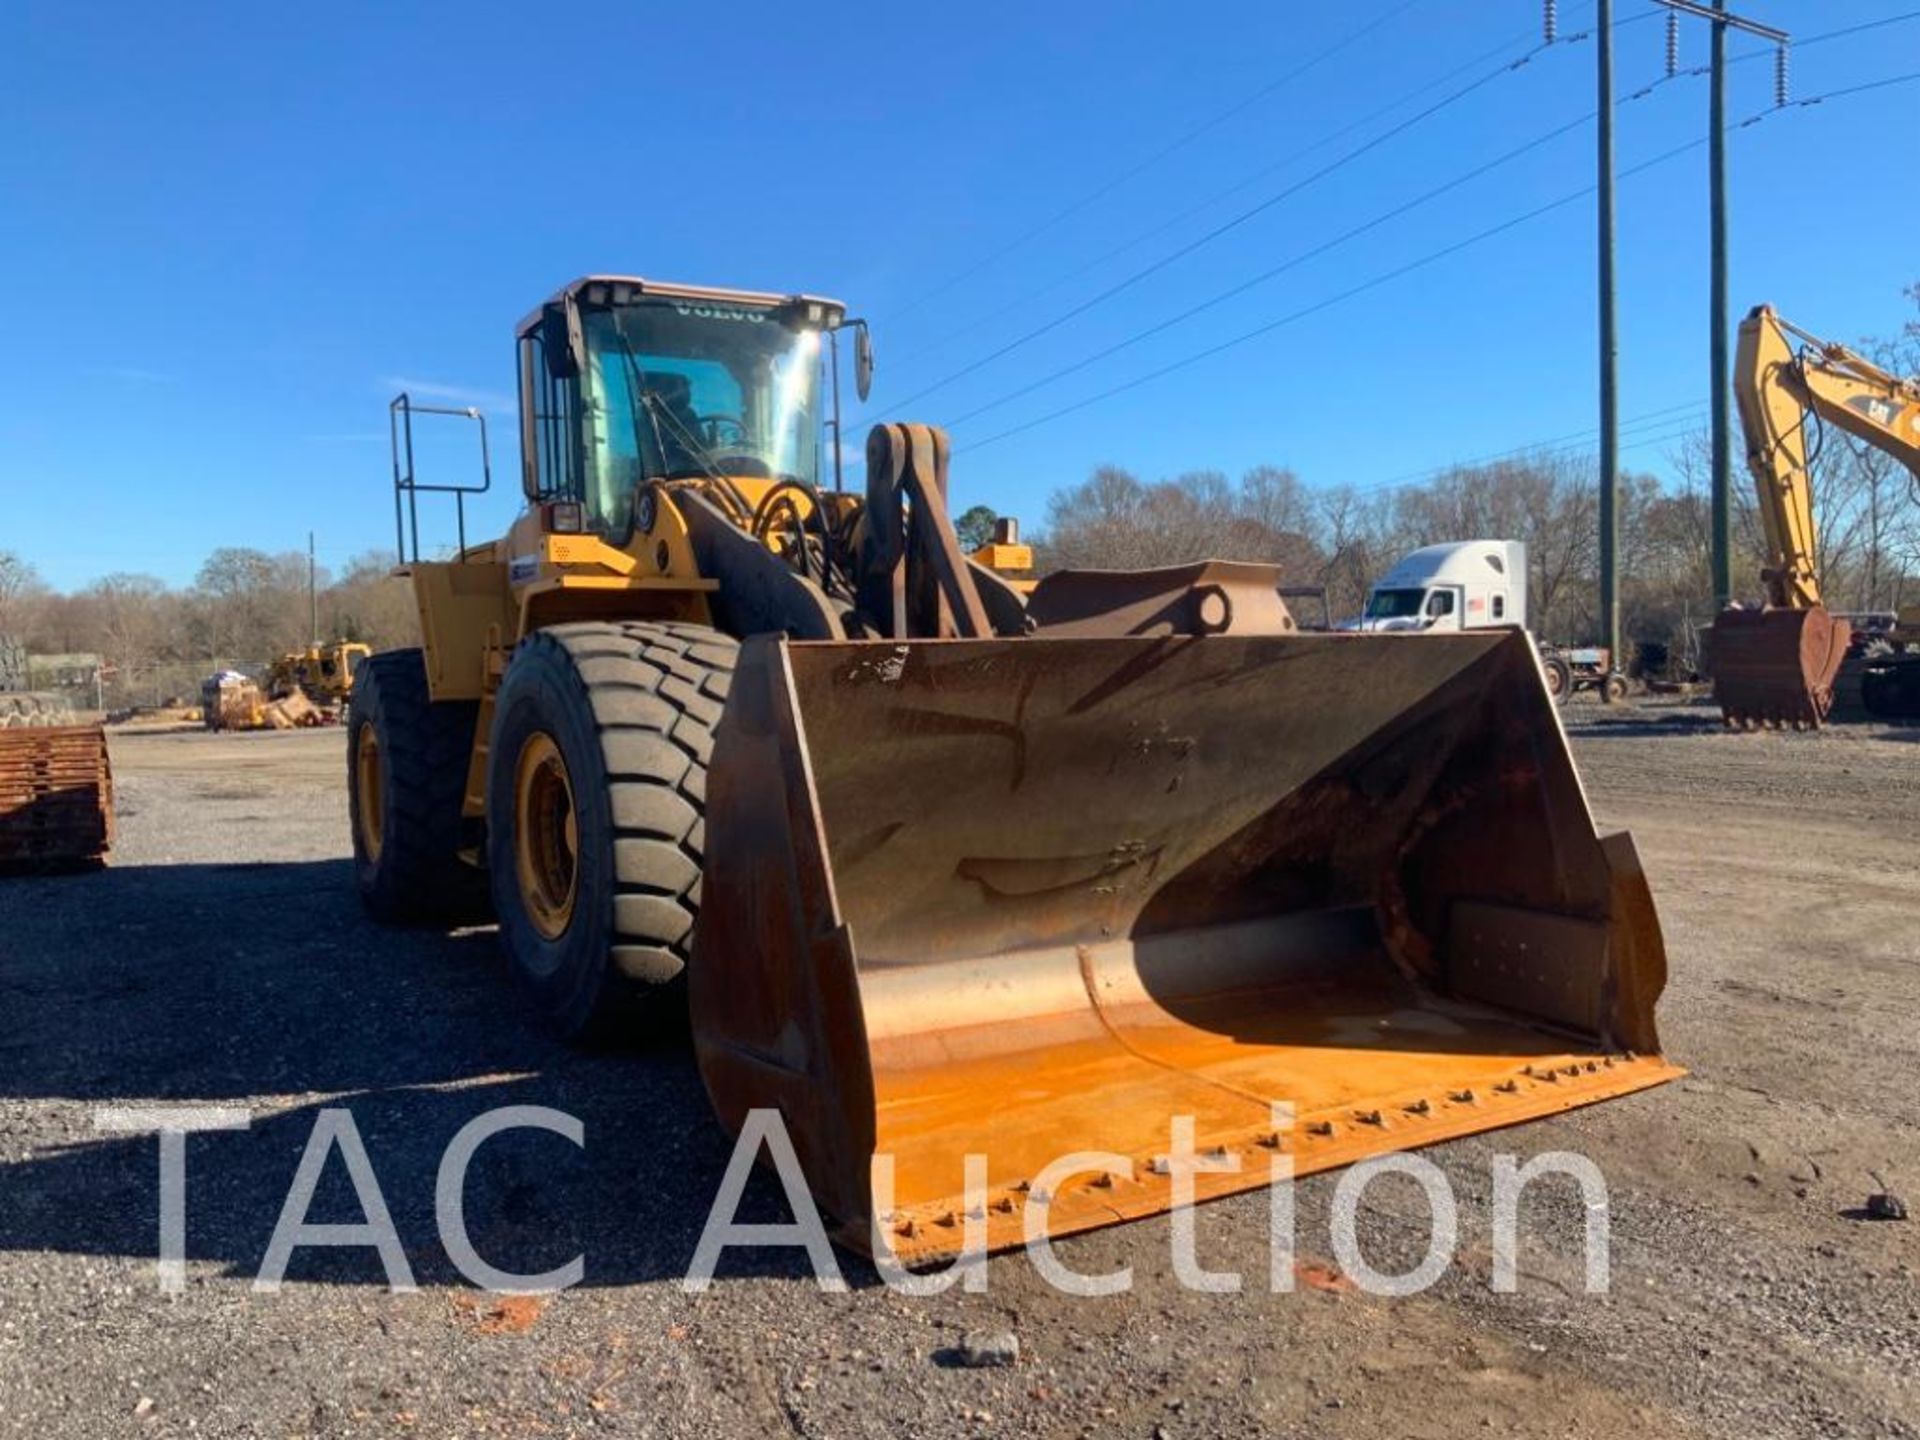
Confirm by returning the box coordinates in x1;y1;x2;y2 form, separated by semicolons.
1712;305;1920;727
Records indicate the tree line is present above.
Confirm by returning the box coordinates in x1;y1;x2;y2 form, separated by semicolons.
1034;288;1920;670
0;547;417;707
5;288;1913;697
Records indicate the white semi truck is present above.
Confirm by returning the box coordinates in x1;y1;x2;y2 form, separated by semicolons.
1342;539;1624;701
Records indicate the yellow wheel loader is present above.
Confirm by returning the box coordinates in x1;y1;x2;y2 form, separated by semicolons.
350;275;1681;1263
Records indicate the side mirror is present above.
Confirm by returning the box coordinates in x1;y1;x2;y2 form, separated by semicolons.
540;304;579;380
852;321;874;402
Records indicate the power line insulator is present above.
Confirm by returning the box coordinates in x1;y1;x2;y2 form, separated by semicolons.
1774;44;1790;107
1543;0;1557;45
1664;10;1680;77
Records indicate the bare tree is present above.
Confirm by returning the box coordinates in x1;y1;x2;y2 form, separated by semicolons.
0;551;47;636
83;573;172;672
324;551;419;649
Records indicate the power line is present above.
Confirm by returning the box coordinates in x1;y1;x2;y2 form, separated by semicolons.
1747;8;1920;54
873;32;1577;418
943;110;1593;427
1738;66;1920;121
1357;399;1710;495
884;21;1548;372
1348;419;1713;509
960;159;1674;450
944;7;1920;433
883;0;1433;327
942;61;1717;433
886;6;1918;386
958;69;1920;454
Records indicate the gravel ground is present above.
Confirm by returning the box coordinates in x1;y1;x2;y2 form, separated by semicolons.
1;700;1916;1439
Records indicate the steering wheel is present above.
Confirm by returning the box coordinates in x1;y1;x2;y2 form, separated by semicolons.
699;414;748;447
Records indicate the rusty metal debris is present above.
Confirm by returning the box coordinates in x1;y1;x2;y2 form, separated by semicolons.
0;723;114;867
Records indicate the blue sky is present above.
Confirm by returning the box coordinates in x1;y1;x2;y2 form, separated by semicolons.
3;1;1915;591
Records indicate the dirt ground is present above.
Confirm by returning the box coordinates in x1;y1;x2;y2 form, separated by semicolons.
1;701;1916;1439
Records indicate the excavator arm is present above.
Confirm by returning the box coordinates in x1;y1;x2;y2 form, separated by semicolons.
1736;305;1920;607
1713;305;1920;727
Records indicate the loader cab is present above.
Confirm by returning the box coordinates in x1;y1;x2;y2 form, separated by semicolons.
516;277;849;542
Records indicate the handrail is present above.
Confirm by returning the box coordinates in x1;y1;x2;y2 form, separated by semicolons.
389;393;492;563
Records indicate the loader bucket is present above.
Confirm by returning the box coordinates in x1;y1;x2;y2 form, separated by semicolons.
693;630;1681;1264
0;724;114;868
1709;605;1850;729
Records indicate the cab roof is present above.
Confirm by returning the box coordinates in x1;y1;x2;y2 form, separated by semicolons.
517;275;848;336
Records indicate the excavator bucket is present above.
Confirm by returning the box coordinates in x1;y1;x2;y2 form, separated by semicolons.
0;724;114;868
1708;605;1851;729
693;629;1681;1264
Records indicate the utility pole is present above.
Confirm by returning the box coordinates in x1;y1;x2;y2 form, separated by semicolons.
1597;0;1620;695
308;532;318;646
1709;1;1731;610
1645;0;1790;610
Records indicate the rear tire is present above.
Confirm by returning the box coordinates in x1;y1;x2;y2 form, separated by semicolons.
1541;653;1572;704
347;649;488;925
485;621;736;1041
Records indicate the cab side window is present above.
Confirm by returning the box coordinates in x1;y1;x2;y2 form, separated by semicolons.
1426;590;1455;619
522;324;582;502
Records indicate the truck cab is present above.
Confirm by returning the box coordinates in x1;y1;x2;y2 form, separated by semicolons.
1345;540;1527;633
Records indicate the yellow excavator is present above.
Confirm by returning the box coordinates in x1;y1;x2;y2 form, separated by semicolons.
349;275;1680;1262
1711;305;1920;727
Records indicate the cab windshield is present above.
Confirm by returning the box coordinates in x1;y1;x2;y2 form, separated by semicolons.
1365;587;1427;619
578;298;824;532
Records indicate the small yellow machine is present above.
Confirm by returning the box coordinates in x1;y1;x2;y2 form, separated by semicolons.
202;641;368;732
267;641;371;706
1711;305;1920;726
350;275;1680;1261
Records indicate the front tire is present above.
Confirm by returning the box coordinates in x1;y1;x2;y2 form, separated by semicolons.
485;621;736;1041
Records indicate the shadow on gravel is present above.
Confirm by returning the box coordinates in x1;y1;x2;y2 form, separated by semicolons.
0;859;838;1290
1560;712;1728;740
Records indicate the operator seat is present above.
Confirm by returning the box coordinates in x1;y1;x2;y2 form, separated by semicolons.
638;371;706;470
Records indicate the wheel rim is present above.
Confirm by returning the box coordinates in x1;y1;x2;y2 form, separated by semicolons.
514;731;578;940
354;725;384;862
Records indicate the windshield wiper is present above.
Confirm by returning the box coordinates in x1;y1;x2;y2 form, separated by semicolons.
606;317;663;481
